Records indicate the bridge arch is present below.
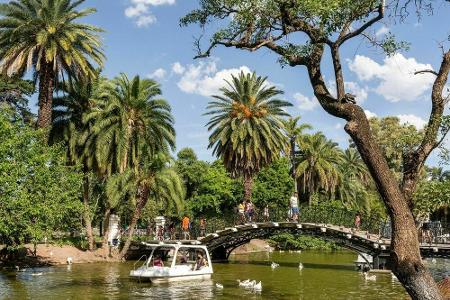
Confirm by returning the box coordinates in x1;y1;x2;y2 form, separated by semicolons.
199;222;387;262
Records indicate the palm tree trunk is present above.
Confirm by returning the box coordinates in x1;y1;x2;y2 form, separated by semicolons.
37;62;55;128
243;175;253;202
101;206;111;249
82;175;95;251
119;184;149;259
290;137;297;193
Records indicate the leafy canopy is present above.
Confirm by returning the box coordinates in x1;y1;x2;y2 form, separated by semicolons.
0;0;104;79
206;71;291;178
0;107;82;249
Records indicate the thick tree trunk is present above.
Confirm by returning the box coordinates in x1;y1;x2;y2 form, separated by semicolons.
37;62;55;128
119;184;149;259
101;206;111;249
306;46;443;299
345;117;442;300
243;175;253;202
82;175;95;251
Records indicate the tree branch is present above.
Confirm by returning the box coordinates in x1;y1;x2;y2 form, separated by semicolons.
414;69;439;76
336;1;385;46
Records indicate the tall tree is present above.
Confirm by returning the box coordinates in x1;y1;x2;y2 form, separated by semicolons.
0;0;104;128
51;76;107;251
183;1;450;298
105;154;183;258
296;133;343;204
282;116;312;190
83;74;177;257
206;71;291;201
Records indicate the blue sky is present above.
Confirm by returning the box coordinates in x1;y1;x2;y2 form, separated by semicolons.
14;0;450;164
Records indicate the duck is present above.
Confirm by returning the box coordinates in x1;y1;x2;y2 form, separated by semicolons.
215;283;224;289
298;263;304;270
253;281;262;291
237;279;251;287
432;258;437;264
31;272;43;276
363;272;376;281
67;257;73;265
296;250;302;254
391;273;399;282
15;266;26;272
271;262;279;269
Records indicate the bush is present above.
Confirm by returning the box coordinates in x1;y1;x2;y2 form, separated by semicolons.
268;233;341;251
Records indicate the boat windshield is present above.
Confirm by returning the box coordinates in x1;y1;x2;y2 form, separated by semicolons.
148;246;176;267
174;247;209;270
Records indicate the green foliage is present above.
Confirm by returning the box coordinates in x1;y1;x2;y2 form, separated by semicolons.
268;233;340;251
176;147;209;200
0;0;104;79
296;132;343;200
82;74;175;176
0;108;83;249
367;116;423;173
0;75;35;121
206;71;291;180
253;157;294;209
186;161;240;216
414;180;450;218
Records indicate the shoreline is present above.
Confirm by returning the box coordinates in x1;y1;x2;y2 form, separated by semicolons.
1;239;272;269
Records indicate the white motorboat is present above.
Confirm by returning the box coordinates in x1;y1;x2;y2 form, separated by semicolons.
130;242;213;282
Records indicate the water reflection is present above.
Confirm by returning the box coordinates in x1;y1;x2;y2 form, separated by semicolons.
0;251;447;299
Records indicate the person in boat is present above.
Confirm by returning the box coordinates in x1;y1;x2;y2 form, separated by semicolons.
153;255;164;267
193;252;207;271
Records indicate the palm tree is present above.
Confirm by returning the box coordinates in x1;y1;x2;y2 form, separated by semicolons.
340;148;371;184
83;74;176;256
206;71;291;201
106;154;184;258
296;132;343;205
0;0;104;128
50;76;107;251
282;116;312;190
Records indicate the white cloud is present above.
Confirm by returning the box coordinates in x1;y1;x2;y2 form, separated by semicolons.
172;62;185;75
364;109;378;119
375;25;389;37
148;68;167;80
397;114;427;129
176;61;252;97
348;54;435;102
125;0;175;27
293;92;318;111
334;123;342;129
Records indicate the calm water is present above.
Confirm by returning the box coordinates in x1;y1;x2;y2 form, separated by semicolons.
0;251;448;300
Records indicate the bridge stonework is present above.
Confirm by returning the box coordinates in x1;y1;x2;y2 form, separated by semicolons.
198;222;450;266
127;222;450;268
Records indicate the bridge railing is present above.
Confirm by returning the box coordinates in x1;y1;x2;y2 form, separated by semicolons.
132;206;449;245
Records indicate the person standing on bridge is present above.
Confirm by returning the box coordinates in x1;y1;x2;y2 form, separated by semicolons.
290;192;299;222
182;215;191;240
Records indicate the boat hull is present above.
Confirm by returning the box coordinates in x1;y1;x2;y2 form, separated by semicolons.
130;266;213;283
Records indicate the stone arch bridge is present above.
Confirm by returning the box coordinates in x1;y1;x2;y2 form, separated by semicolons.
129;221;450;268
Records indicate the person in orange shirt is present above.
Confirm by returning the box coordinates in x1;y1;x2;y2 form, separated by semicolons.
182;215;190;240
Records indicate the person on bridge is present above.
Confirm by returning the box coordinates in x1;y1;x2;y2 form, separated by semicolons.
238;202;245;224
246;201;255;222
199;217;206;237
354;213;361;231
290;192;299;222
182;215;191;240
263;205;269;222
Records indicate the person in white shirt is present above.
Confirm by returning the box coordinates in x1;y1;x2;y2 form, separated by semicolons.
290;192;299;222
